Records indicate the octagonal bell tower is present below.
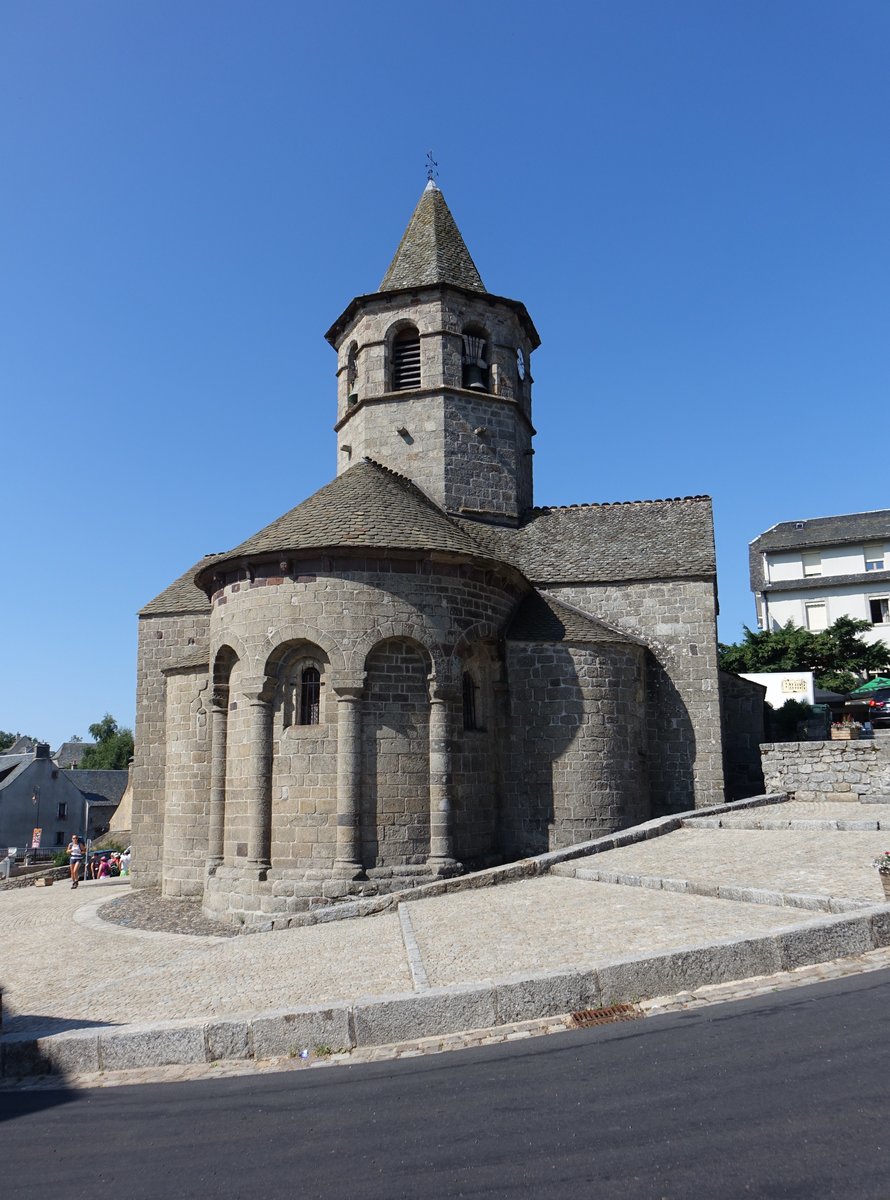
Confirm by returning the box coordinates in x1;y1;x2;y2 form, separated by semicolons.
325;182;540;525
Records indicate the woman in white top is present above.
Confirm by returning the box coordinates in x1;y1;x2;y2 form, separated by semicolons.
66;835;84;889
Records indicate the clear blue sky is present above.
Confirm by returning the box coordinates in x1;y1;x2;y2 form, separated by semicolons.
2;1;888;748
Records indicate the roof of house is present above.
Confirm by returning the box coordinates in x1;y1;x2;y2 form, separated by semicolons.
759;568;890;595
749;510;890;592
507;591;645;645
752;509;890;554
379;182;486;294
458;496;715;584
68;770;129;806
194;459;495;587
53;741;95;769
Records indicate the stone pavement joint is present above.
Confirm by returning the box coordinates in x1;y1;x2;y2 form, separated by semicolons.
397;903;430;991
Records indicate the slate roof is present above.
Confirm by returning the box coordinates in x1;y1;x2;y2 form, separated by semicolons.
379;182;485;294
457;496;715;584
140;555;224;616
164;649;211;672
749;509;890;592
54;741;95;769
197;459;493;585
507;591;645;645
752;509;890;554
69;770;129;806
760;569;890;595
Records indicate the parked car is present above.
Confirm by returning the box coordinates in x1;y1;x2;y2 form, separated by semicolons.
845;687;890;727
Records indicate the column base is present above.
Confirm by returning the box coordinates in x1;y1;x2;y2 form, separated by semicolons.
245;863;270;882
330;859;365;881
426;856;463;878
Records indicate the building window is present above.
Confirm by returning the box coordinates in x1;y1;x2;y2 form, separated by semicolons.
57;802;67;820
865;545;885;572
870;597;890;625
346;343;358;404
392;327;421;390
805;601;828;631
55;831;65;846
802;552;821;578
462;672;478;731
299;667;321;726
461;325;489;391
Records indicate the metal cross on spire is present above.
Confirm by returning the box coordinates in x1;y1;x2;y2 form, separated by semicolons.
425;150;439;184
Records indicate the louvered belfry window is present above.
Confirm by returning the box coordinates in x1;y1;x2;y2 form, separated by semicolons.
392;328;421;390
299;667;321;726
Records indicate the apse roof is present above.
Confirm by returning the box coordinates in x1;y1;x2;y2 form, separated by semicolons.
194;459;494;585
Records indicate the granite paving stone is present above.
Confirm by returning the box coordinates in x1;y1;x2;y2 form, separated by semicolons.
574;827;889;901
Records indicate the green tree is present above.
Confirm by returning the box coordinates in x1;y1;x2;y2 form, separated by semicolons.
720;616;890;694
76;714;134;770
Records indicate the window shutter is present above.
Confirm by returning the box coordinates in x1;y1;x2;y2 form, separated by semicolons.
393;336;421;390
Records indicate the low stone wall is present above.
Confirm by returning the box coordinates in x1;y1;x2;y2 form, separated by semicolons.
761;740;890;801
0;865;69;892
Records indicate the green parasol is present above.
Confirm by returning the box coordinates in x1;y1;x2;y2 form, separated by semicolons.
849;676;890;695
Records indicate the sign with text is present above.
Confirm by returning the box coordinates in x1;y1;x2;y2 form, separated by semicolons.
31;828;42;849
781;679;809;695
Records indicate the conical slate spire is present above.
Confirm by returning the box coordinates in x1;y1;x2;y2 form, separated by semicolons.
379;181;486;293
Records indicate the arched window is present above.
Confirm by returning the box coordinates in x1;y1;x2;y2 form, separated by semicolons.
462;671;478;731
299;666;321;726
392;326;421;390
462;325;489;391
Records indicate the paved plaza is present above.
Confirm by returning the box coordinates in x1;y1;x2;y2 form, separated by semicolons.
2;794;890;1077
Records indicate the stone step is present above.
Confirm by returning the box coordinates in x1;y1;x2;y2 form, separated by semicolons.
552;862;871;914
682;816;885;831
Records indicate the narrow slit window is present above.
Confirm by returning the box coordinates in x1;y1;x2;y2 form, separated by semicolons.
299;667;321;726
462;671;478;731
392;329;421;390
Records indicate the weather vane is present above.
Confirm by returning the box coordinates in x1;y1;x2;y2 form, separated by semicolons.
425;149;439;183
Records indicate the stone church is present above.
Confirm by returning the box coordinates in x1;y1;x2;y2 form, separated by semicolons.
132;181;731;926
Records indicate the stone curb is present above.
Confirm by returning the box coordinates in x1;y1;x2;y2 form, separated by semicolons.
254;793;790;932
552;863;874;914
683;816;887;832
5;890;889;1081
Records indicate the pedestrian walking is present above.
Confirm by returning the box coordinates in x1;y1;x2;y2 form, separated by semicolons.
66;835;84;889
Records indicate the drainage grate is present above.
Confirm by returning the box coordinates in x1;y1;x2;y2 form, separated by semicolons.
570;1004;642;1028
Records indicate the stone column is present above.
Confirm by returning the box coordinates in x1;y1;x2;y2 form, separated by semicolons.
245;691;272;874
427;685;459;874
206;690;228;871
332;686;364;879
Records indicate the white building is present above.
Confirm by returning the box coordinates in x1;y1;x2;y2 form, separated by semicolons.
750;509;890;645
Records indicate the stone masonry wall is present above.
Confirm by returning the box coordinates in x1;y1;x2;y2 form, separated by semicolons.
720;671;766;800
503;640;649;856
160;666;211;898
761;739;890;800
132;610;210;890
332;289;533;520
546;580;724;812
361;639;431;868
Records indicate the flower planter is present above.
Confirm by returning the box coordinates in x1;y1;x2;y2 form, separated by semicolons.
831;726;860;740
880;873;890;901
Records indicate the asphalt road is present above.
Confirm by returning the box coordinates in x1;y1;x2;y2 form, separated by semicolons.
3;969;889;1199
